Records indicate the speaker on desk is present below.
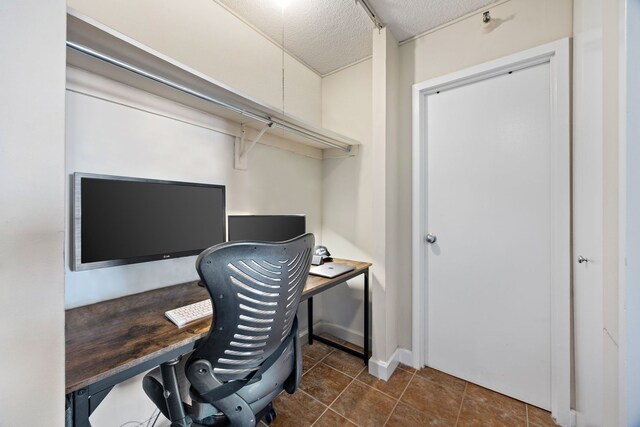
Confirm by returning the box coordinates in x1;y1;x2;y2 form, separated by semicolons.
313;245;332;265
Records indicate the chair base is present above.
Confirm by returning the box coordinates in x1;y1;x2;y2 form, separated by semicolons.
262;405;276;424
189;402;275;427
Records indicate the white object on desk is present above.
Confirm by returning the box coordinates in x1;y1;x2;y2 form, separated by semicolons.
165;299;212;327
309;263;355;279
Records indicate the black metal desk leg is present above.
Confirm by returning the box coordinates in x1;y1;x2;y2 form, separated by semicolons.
307;297;314;345
73;388;91;427
363;269;370;364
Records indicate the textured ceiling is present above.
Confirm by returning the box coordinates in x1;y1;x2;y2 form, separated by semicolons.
368;0;499;43
215;0;499;76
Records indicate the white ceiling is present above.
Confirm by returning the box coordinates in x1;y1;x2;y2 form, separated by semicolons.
368;0;499;43
215;0;498;76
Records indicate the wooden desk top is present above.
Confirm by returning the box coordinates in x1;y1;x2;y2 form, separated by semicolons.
65;258;371;394
302;259;371;298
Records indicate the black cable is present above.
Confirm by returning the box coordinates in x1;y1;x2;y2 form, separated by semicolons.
149;411;161;427
119;408;159;427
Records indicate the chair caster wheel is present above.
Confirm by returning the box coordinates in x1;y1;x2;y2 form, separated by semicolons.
264;408;276;424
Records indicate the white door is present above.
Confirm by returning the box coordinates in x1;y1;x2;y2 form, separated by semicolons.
426;62;552;409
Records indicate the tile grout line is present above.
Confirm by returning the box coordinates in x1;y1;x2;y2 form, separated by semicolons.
464;383;530;423
312;364;367;427
282;339;364;426
317;358;364;380
283;388;332;427
454;382;468;427
351;376;409;402
302;357;321;376
305;346;366;427
301;343;335;373
396;369;465;416
382;369;418;426
277;346;335;427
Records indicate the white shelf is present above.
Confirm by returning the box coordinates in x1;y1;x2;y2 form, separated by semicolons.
66;9;359;155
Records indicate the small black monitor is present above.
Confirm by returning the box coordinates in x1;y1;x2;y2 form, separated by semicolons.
228;215;306;242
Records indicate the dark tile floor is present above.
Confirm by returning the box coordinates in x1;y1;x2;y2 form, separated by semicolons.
263;336;558;427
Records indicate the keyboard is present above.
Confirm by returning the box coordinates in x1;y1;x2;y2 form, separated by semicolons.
165;299;212;327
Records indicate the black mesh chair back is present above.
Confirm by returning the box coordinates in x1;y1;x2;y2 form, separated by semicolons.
188;234;313;383
143;234;314;427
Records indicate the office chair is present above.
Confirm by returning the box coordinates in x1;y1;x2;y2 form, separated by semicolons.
143;234;314;427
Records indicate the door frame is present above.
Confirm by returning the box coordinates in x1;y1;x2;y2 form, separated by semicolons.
411;38;571;425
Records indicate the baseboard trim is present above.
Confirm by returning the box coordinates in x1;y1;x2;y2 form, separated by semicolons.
317;321;371;348
368;348;413;381
299;321;415;382
297;320;323;341
569;409;577;427
397;348;414;368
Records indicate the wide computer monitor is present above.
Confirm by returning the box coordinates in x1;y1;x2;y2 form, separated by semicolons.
73;173;226;271
227;215;306;242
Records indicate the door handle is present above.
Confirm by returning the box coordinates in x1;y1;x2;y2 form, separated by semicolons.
577;256;589;264
426;234;437;244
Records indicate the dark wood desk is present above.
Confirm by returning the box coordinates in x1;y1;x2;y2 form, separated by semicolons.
66;259;370;427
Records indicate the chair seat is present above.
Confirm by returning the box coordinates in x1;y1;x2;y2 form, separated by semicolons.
143;339;295;425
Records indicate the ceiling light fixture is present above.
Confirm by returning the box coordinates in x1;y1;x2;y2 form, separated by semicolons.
275;0;291;9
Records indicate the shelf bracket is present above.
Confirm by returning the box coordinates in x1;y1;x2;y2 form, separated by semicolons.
234;122;273;170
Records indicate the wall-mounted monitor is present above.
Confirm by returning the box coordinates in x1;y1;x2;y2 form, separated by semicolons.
228;215;306;242
73;173;226;271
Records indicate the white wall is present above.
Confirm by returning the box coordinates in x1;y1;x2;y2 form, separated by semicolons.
383;28;401;364
0;0;66;425
370;26;401;365
67;0;322;126
573;0;605;423
320;59;373;345
602;1;622;424
65;78;323;307
573;0;623;423
66;74;323;426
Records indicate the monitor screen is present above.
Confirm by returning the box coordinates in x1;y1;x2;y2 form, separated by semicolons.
73;173;226;270
228;215;306;242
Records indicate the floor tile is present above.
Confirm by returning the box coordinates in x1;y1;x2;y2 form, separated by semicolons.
400;374;463;423
527;405;558;427
457;398;526;427
313;409;357;427
415;367;466;393
268;390;326;427
299;363;352;405
385;402;453;426
267;358;538;427
464;383;526;418
356;367;413;399
397;363;417;374
322;350;366;378
330;380;396;427
302;341;334;362
302;355;319;374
